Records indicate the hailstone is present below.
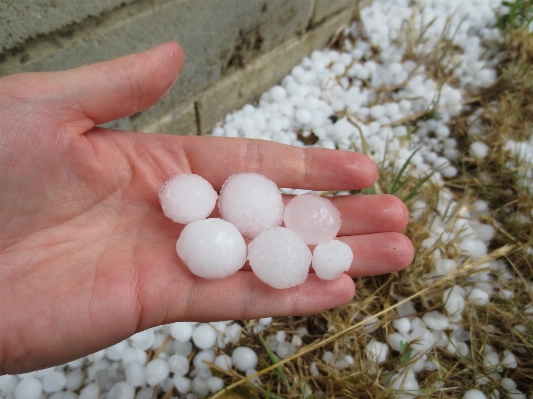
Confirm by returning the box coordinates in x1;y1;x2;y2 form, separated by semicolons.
176;218;246;279
312;240;353;280
248;227;311;289
283;194;341;245
218;173;284;239
159;174;218;224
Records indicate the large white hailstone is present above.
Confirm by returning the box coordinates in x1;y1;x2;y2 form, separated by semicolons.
14;377;42;399
159;174;218;224
168;354;190;376
312;240;353;280
283;194;342;245
107;381;135;399
232;347;258;372
192;324;217;350
145;358;169;386
218;173;284;239
365;340;389;363
176;218;247;279
463;389;487;399
248;227;312;289
169;322;193;342
42;371;67;393
422;311;450;331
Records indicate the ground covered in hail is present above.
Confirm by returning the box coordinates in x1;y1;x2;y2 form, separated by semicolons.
1;0;532;398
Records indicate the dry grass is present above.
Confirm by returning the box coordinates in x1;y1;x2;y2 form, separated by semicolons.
203;7;533;399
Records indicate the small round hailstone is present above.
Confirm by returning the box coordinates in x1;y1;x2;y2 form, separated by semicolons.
159;174;218;224
365;340;389;364
192;324;217;350
295;108;312;124
422;311;450;331
108;381;135;399
173;375;191;394
214;354;233;371
283;194;341;245
145;358;169;386
169;322;193;342
312;240;353;280
218;173;284;239
176;218;247;279
14;377;42;399
207;376;224;392
463;389;487;399
232;347;258;372
168;354;190;376
248;227;312;289
42;371;67;393
470;141;489;159
392;317;411;335
125;362;146;387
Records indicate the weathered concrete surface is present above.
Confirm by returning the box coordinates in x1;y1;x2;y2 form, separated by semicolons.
0;0;139;52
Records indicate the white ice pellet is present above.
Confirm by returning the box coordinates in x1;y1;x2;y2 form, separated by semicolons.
467;286;491;306
108;381;135;399
248;227;312;289
214;354;233;371
366;340;389;363
232;347;258;372
501;377;517;390
159;174;218;224
207;376;224;392
444;285;466;318
219;173;284;239
145;358;169;386
334;118;355;138
459;239;488;260
501;350;518;369
193;350;215;370
0;375;18;395
390;369;419;393
192;324;217;349
173;375;191;394
42;371;67;393
464;389;487;399
176;218;247;279
191;376;210;396
295;108;313;124
259;317;272;326
422;311;450;331
125;362;146;387
79;383;98;399
130;329;155;351
106;340;129;361
14;377;42;399
435;259;456;275
168;354;190;376
276;341;296;359
170;322;193;342
64;368;83;391
283;194;341;245
311;240;353;280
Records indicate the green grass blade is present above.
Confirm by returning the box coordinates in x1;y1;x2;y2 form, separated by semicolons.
389;147;422;195
259;335;290;388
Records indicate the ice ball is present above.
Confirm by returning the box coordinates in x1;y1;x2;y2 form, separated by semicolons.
218;173;284;239
192;324;217;350
232;347;258;372
312;240;353;280
283;194;341;245
248;227;311;289
176;218;247;279
159;174;218;224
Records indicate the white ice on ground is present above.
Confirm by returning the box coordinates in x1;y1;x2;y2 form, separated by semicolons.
248;227;312;289
231;347;258;372
283;194;342;245
218;173;284;239
312;240;353;280
159;174;218;224
176;218;247;279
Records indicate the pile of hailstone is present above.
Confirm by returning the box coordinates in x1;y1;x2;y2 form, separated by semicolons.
159;172;353;288
2;1;531;399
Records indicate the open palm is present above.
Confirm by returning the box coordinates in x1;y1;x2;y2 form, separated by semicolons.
0;42;413;374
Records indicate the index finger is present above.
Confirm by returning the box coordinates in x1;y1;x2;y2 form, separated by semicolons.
180;136;378;191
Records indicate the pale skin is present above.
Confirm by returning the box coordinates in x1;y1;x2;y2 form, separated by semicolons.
0;42;414;375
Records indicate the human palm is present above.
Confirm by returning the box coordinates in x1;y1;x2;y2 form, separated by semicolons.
0;42;413;374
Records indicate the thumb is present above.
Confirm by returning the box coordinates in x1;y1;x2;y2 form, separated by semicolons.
1;42;185;128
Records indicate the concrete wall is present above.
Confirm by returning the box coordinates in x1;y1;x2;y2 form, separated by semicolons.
0;0;359;135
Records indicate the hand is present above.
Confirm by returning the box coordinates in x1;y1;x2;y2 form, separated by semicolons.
0;42;413;374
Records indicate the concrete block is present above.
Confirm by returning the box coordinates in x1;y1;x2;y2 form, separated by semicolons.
0;0;138;53
312;0;358;25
